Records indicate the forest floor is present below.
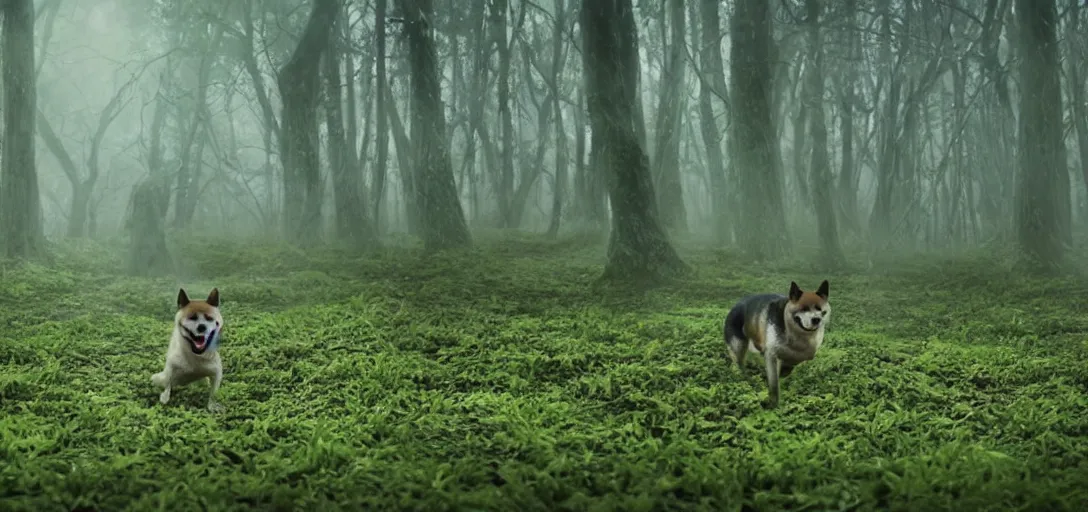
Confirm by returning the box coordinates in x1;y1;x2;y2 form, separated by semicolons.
1;232;1087;511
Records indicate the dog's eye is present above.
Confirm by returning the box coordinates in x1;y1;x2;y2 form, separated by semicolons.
188;314;198;321
204;314;214;322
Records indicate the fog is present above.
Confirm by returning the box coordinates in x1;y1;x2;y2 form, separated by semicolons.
5;0;1077;276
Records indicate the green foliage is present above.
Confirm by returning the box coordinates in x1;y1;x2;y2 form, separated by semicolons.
2;235;1087;510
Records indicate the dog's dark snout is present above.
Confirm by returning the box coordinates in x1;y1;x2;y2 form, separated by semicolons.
811;317;821;325
197;324;207;333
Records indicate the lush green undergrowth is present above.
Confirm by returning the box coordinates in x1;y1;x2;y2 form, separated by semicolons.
2;232;1087;511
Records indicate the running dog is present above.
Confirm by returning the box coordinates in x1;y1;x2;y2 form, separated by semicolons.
724;280;830;408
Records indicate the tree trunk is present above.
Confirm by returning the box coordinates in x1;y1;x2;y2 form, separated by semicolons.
324;18;377;249
572;87;605;231
837;0;860;235
618;6;648;150
804;0;844;268
383;76;416;232
147;72;173;214
868;0;900;249
126;179;173;276
401;0;472;251
1015;0;1067;271
697;0;729;245
546;0;569;239
277;0;340;243
240;0;280;227
652;0;688;233
730;0;789;259
464;0;493;225
791;73;809;203
0;0;45;259
1065;4;1088;230
175;26;222;229
343;12;360;178
494;0;515;228
581;0;688;283
373;0;391;233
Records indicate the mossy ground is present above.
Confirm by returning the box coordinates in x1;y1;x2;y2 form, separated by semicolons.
2;233;1087;511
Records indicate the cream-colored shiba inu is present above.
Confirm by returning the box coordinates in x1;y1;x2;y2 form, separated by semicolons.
724;280;831;408
151;288;225;412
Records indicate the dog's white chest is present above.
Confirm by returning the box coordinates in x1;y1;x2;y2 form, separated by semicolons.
772;327;823;365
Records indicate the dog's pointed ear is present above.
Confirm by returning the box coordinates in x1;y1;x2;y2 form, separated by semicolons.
816;280;829;299
206;288;219;308
789;281;803;301
177;288;190;309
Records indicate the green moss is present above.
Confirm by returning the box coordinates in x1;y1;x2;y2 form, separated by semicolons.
1;234;1086;510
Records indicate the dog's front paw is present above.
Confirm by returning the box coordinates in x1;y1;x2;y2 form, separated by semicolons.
207;401;225;413
159;389;171;405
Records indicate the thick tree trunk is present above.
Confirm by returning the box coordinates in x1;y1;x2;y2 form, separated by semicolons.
401;0;472;250
1015;0;1067;271
126;179;173;276
581;0;688;283
277;0;340;243
730;0;789;259
1;0;45;259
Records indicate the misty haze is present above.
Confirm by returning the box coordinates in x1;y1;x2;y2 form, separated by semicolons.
1;0;1086;510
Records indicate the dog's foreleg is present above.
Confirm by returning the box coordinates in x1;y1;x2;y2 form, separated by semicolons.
763;352;781;409
206;365;224;413
156;366;173;405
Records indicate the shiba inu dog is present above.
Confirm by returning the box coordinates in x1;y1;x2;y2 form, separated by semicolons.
723;280;830;408
151;288;225;412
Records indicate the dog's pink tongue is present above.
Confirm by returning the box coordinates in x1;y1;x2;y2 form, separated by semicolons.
194;338;207;350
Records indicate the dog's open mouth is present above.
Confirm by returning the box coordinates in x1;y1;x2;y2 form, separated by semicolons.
186;333;208;353
181;323;219;355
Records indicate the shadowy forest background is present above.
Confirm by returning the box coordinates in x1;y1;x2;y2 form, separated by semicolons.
0;0;1083;279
